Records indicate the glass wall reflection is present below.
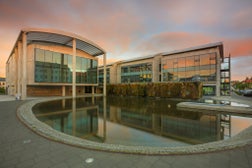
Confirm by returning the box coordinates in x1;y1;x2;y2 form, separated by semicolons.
33;96;252;146
121;63;152;83
33;98;105;142
163;53;216;82
34;48;98;84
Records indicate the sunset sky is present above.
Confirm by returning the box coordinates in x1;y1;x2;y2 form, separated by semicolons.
0;0;251;81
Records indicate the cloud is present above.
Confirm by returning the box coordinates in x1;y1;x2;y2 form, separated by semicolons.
231;56;252;81
127;31;252;58
130;32;214;56
225;38;252;57
0;0;252;79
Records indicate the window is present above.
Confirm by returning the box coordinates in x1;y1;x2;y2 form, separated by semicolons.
34;48;97;84
121;63;152;83
162;53;217;82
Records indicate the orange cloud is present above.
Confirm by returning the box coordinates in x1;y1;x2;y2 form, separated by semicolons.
130;31;252;59
225;38;252;57
133;32;214;55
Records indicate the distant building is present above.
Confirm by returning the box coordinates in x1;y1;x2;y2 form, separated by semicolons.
99;42;231;96
6;28;106;99
0;77;6;88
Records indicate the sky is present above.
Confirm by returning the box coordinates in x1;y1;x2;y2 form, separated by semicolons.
0;0;251;81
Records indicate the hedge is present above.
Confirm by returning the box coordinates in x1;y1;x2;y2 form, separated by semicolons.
107;82;202;99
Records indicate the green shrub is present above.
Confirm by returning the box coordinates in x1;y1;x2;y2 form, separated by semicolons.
0;87;5;94
107;82;202;99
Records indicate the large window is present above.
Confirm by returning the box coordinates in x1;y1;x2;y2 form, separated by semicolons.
98;68;110;84
35;48;97;84
163;53;216;82
76;56;98;84
121;63;152;83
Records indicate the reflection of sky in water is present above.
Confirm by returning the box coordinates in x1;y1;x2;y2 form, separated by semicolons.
231;116;252;136
98;119;189;147
33;97;252;147
221;101;250;107
202;99;250;107
230;102;250;108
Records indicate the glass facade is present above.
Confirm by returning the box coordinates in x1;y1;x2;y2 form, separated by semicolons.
121;63;152;83
76;56;98;84
220;57;231;96
98;68;110;84
163;53;216;82
35;48;97;84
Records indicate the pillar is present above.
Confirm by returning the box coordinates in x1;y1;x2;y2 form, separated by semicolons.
103;96;107;140
103;53;106;96
72;98;76;136
17;41;22;98
216;114;221;140
216;48;221;97
152;54;162;82
21;32;27;100
62;86;66;97
92;86;94;95
14;47;18;95
72;38;76;98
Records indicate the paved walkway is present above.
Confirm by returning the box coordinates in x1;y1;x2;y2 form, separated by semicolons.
1;96;252;167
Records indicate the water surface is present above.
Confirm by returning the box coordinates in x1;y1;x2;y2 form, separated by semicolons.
32;96;252;147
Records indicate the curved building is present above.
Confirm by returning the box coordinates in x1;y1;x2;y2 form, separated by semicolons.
6;28;106;99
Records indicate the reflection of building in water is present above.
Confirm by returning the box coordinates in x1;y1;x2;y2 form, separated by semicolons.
34;99;102;141
220;114;231;139
107;104;231;145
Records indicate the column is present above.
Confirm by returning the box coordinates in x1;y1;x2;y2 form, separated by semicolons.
103;96;107;141
152;54;161;82
21;32;27;100
216;48;221;97
216;114;221;140
17;41;22;98
14;47;18;95
72;98;76;136
92;86;94;95
103;53;106;96
62;86;66;97
72;38;76;98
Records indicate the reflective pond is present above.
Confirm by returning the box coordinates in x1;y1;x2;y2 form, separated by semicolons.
32;96;252;147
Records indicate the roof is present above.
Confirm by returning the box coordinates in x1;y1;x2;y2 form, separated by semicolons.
162;42;223;57
7;28;106;63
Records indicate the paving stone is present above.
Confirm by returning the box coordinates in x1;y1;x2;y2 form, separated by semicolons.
209;152;230;168
172;155;210;168
33;159;53;168
51;162;69;168
16;159;36;168
1;98;252;168
229;148;250;168
244;147;252;168
0;160;17;168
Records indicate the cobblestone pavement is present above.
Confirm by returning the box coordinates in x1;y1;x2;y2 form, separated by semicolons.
1;98;252;168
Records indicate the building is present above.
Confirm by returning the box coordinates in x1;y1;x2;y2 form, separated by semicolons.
0;77;6;88
99;42;231;96
6;28;106;99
